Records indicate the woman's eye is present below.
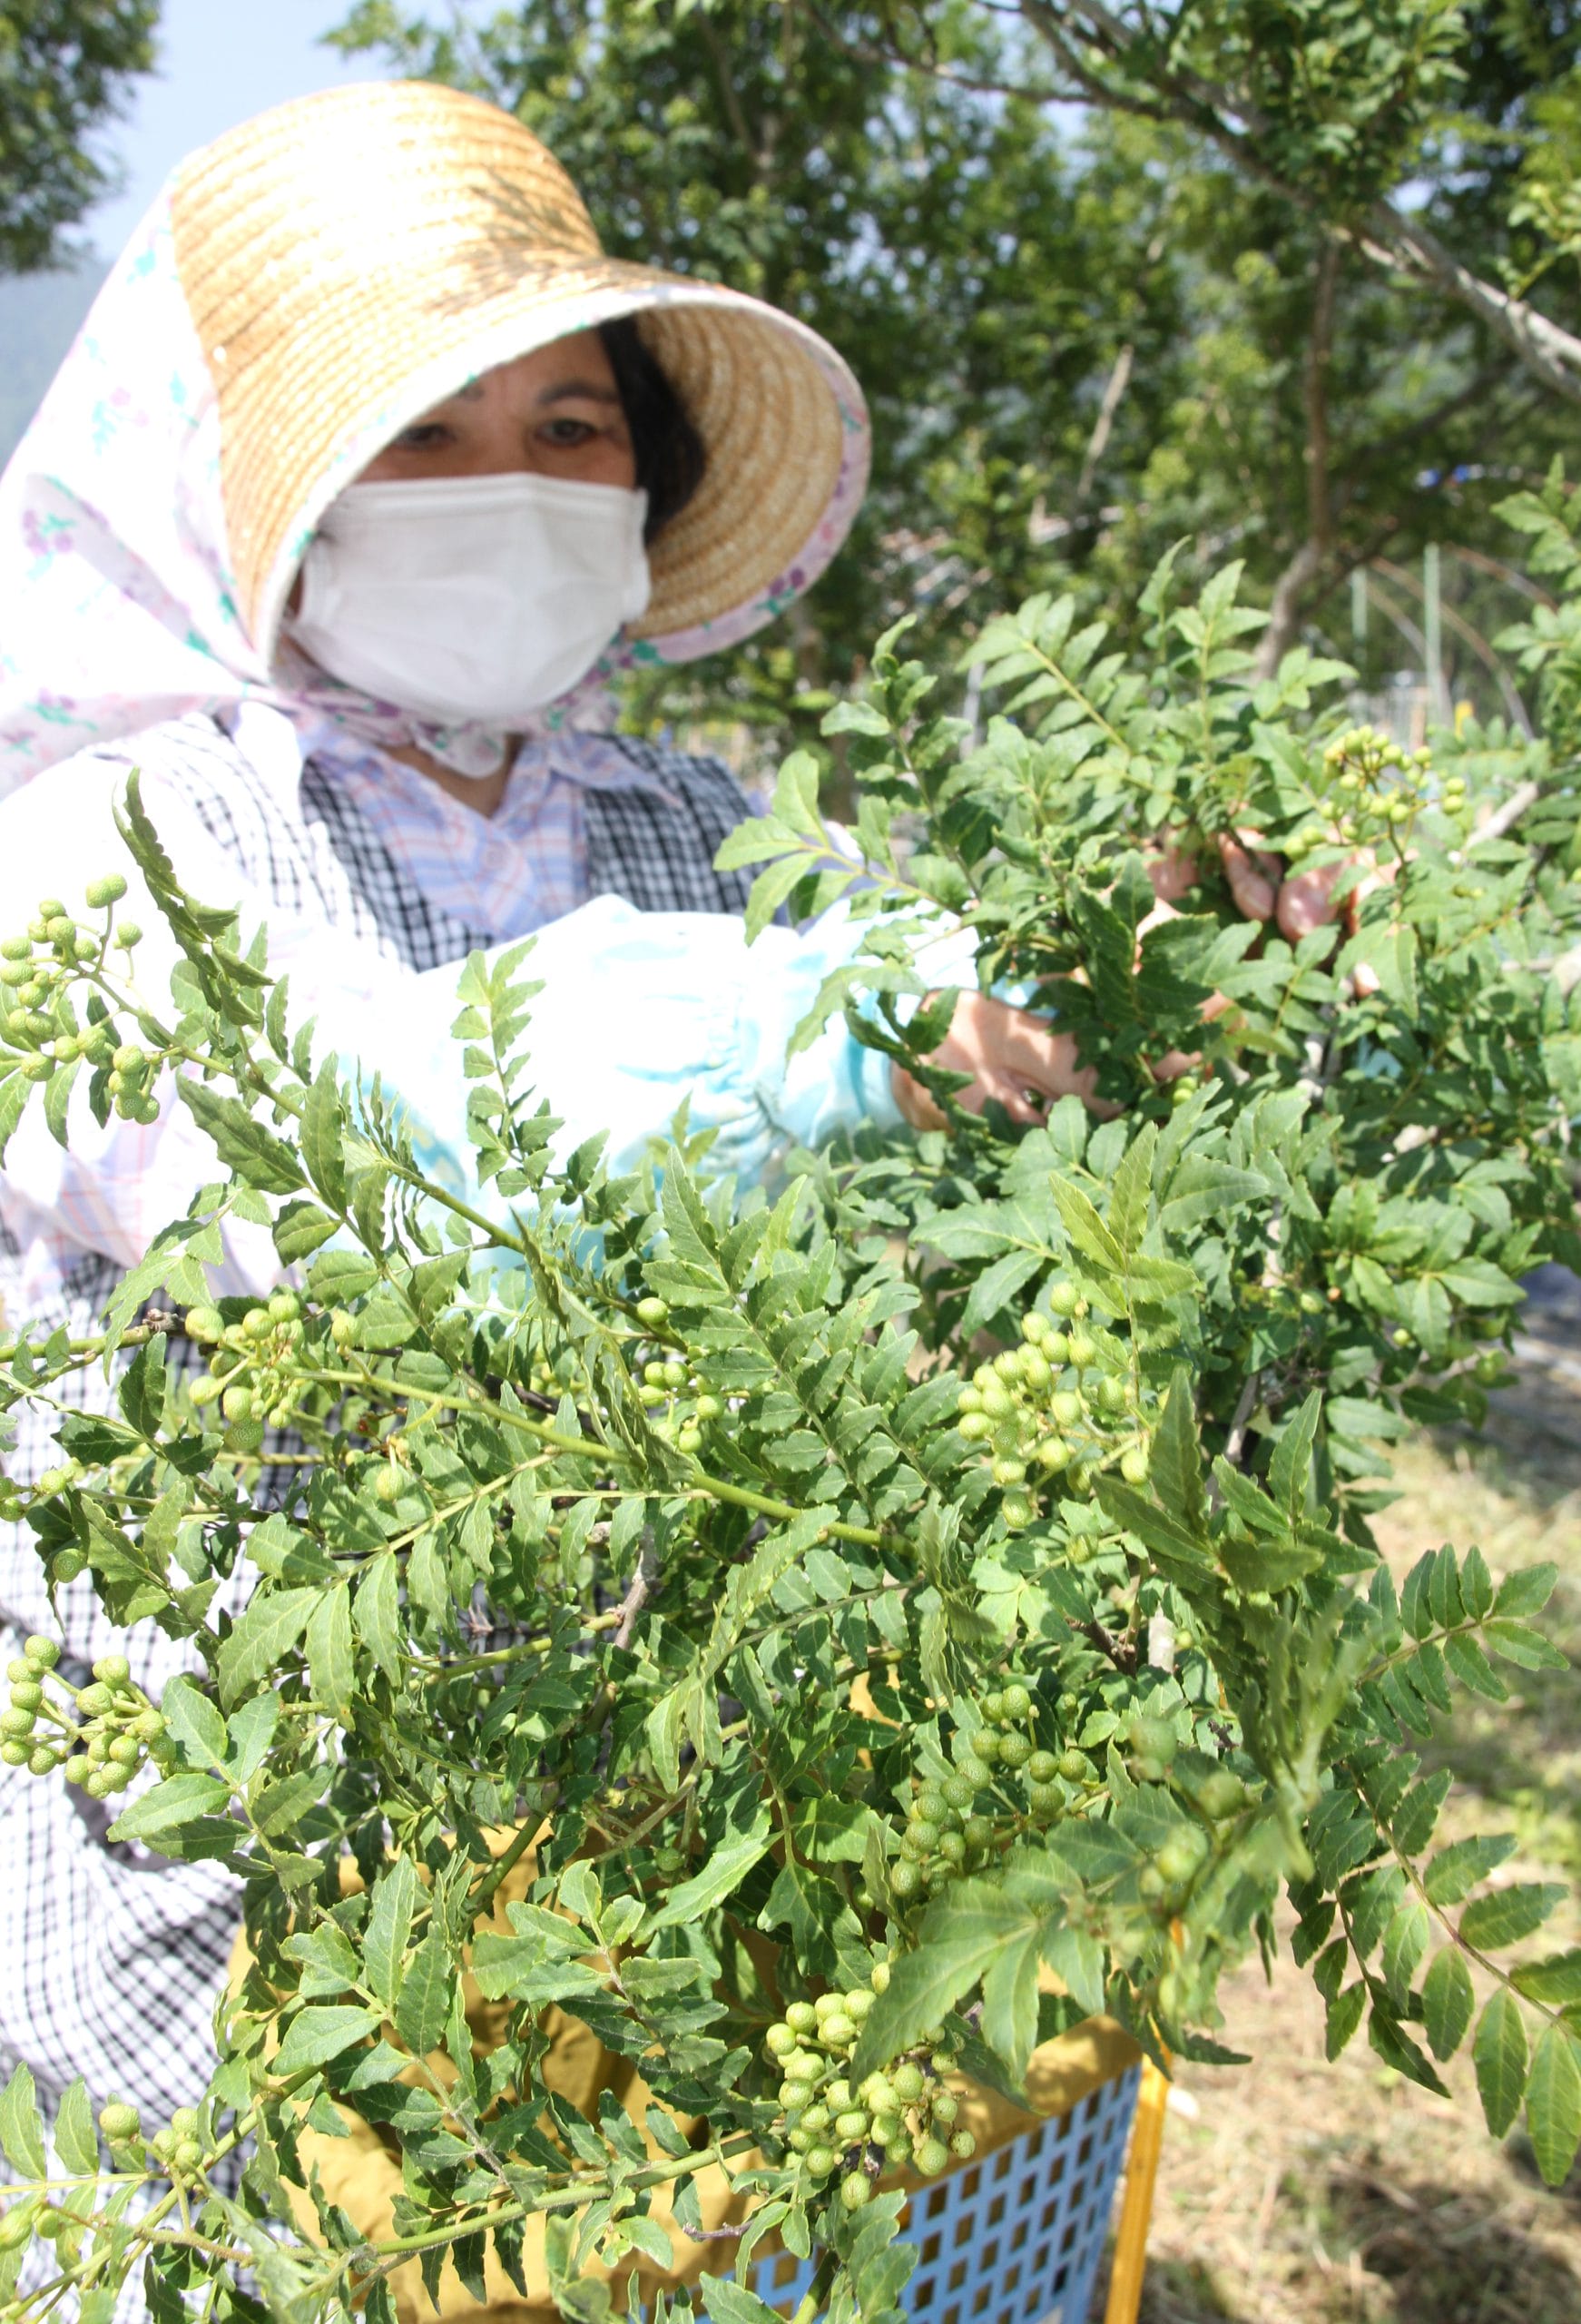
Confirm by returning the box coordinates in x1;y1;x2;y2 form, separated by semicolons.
390;423;452;452
541;418;599;448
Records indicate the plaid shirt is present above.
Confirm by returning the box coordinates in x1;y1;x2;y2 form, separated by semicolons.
0;712;762;2270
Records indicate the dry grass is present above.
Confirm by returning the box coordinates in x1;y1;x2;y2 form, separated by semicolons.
1105;1340;1581;2323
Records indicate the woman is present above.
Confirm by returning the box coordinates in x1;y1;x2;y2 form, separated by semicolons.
0;80;1104;2189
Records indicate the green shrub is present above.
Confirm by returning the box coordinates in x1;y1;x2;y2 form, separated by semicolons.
1;530;1579;2320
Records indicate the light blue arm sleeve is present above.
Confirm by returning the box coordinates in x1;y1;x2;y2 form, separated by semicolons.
349;896;978;1196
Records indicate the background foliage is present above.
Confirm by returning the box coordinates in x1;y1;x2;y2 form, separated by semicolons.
0;0;157;272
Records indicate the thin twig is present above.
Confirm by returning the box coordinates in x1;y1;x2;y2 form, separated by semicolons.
612;1531;661;1649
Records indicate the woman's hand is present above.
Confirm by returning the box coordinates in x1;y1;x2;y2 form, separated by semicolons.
892;990;1103;1130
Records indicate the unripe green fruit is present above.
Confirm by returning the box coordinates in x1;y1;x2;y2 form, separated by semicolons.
980;1379;1013;1420
890;1859;920;1900
0;1742;26;1767
779;2081;807;2112
0;2198;41;2250
188;1374;221;1408
63;1754;90;1785
694;1394;723;1420
173;2139;204;2172
931;2091;959;2125
1028;1750;1057;1783
916;2137;950;2177
957;1411;991;1440
785;2002;818;2035
997;1732;1032;1770
0;1707;34;1738
77;1682;112;1715
5;1659;34;1685
84;1767;113;1797
949;2131;977;2160
891;2062;925;2104
93;1655;130;1686
834;2110;869;2142
1195;1770;1245;1819
1001;1682;1030;1720
941;1773;976;1810
1098;1375;1127;1413
957;1383;984;1413
825;2080;852;2113
963;1814;994;1850
788;2128;813;2155
766;2024;796;2057
1050;1390;1083;1428
870;1961;890;1994
1121;1445;1151;1486
806;2146;837;2178
1058;1748;1090;1781
635;1296;668;1326
800;2103;831;2134
1156;1829;1208;1885
1067;1333;1096;1367
784;2051;822;2083
374;1466;401;1502
108;1735;140;1767
9;1679;41;1710
99;2102;141;2141
821;2014;856;2047
221;1384;252;1423
51;1550;86;1582
1028;1780;1062;1813
1002;1492;1034;1529
840;2172;872;2211
1046;1282;1078;1316
992;1457;1027;1486
115;921;142;947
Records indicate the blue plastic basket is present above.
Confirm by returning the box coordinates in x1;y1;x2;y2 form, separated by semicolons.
745;2063;1142;2324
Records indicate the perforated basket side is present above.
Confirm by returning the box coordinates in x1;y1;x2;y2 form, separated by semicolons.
745;2062;1141;2324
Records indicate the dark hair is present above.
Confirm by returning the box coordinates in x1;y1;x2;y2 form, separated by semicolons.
598;316;707;544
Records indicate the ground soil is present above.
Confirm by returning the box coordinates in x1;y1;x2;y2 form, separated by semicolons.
1096;1266;1581;2323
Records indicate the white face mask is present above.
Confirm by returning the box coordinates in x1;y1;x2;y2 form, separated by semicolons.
288;471;652;733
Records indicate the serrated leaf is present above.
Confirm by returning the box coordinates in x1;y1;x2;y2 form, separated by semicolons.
1422;1833;1517;1905
1421;1945;1475;2060
363;1858;417;2011
1459;1884;1566;1952
1525;2024;1581;2187
272;2005;384;2078
0;2063;46;2177
51;2079;98;2176
648;1814;772;1931
1512;1951;1581;2007
217;1587;317;1708
1325;1981;1367;2060
305;1583;354;1725
394;1928;452;2059
1474;1989;1528;2137
301;1058;348;1209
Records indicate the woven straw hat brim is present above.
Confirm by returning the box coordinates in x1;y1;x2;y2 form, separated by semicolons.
166;83;867;663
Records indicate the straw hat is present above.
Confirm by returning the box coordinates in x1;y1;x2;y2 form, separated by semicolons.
167;82;869;661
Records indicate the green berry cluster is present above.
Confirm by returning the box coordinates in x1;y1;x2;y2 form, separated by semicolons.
890;1682;1080;1900
0;879;154;1121
185;1292;330;1434
1283;727;1464;860
96;2099;208;2180
766;1966;977;2210
0;1639;169;1794
956;1297;1148;1529
630;1297;723;1457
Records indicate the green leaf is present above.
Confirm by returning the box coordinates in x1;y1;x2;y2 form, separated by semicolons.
1458;1885;1566;1952
51;2079;98;2176
1105;1123;1156;1259
217;1587;318;1708
1421;1946;1475;2061
0;2063;46;2178
1525;2024;1581;2188
1422;1833;1517;1906
1482;1619;1568;1671
1493;1563;1556;1619
305;1584;355;1725
363;1858;418;2011
106;1770;231;1841
301;1058;348;1209
701;2281;785;2324
1473;1989;1528;2137
1512;1951;1581;2007
159;1674;229;1770
980;1930;1042;2079
393;1929;452;2059
272;2005;384;2078
647;1814;773;1931
850;1881;1027;2081
1324;1981;1367;2060
178;1078;304;1195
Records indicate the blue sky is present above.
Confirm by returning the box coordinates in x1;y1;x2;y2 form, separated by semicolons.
89;0;386;256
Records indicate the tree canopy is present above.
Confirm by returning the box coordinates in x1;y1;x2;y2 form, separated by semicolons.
0;0;157;273
331;2;1581;759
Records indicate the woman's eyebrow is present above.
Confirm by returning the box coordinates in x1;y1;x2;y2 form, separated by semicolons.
536;378;624;407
